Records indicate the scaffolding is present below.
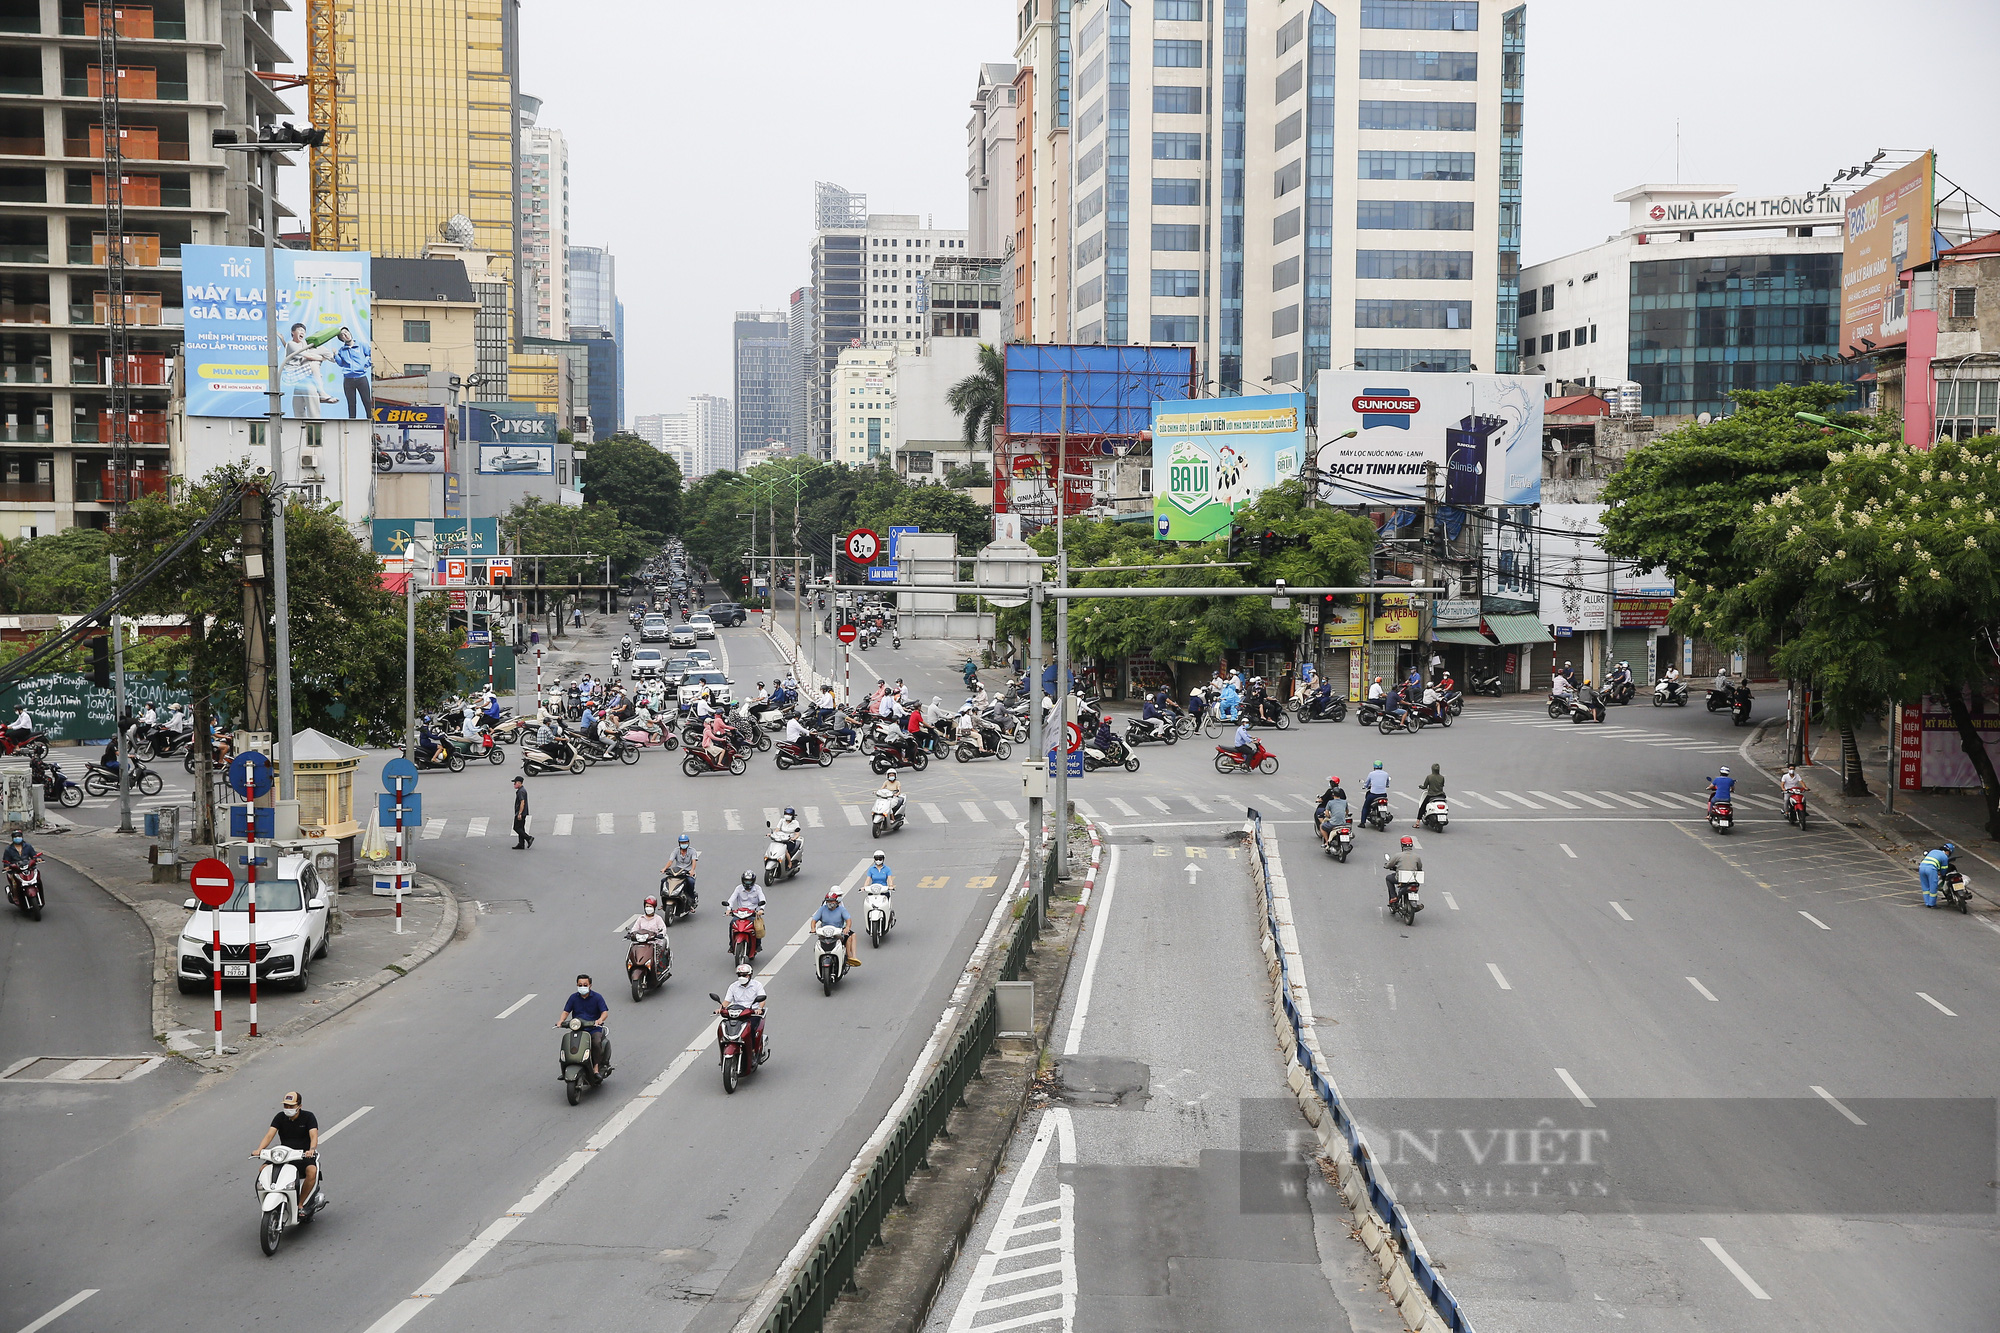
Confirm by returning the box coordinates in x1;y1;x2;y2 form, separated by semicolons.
95;2;131;503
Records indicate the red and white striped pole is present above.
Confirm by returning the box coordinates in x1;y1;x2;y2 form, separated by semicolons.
393;775;406;933
211;898;222;1057
843;643;851;709
245;767;259;1038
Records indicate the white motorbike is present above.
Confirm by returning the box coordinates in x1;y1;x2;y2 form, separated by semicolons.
762;822;802;887
871;788;906;839
815;923;850;995
1420;795;1450;833
865;886;896;947
1384;859;1426;926
254;1144;324;1256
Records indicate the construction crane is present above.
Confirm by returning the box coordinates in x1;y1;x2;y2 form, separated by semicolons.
254;0;340;250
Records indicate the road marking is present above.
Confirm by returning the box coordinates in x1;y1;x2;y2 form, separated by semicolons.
724;809;743;830
960;801;989;823
1108;797;1139;817
1687;976;1719;1002
1386;984;1397;1010
1810;1085;1867;1126
466;817;488;838
920;802;947;824
1917;992;1957;1016
1073;799;1100;818
552;814;574;836
682;810;698;832
1700;1237;1771;1300
1631;792;1684;809
639;811;656;834
1555;1067;1595;1108
320;1105;374;1141
421;818;445;840
1559;843;1577;858
763;807;782;827
844;804;865;825
1186;796;1213;813
1486;963;1512;991
494;993;537;1020
1443;891;1459;910
1610;902;1633;921
1799;911;1830;930
994;800;1019;820
1529;790;1579;809
944;1109;1076;1333
596;813;614;835
1597;791;1647;808
1562;791;1614;808
1062;842;1121;1056
1146;796;1172;812
1462;790;1510;809
1664;791;1714;808
16;1290;97;1333
803;806;823;827
919;876;951;888
1255;792;1292;811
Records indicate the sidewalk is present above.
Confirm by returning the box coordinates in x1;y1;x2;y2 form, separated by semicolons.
40;825;462;1073
1744;713;2000;903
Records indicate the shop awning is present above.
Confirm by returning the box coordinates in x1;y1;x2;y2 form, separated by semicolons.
1482;613;1553;646
1430;628;1491;646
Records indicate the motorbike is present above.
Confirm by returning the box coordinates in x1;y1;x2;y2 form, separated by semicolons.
1437;686;1465;717
1420;794;1450;833
521;734;586;777
814;923;850;996
138;725;192;761
37;761;83;809
869;737;928;774
6;853;45;920
1321;822;1354;863
659;874;697;923
184;732;233;773
1384;860;1425;926
1731;688;1754;727
622;719;679;751
1604;677;1636;705
83;759;163;797
556;1017;609;1106
1296;696;1347;725
1784;787;1809;829
0;729;49;760
864;885;895;947
1547;692;1574;719
1213;741;1279;776
1936;867;1973;914
1653;678;1689;708
682;744;748;777
774;734;834;769
1356;698;1392;727
890;632;902;649
411;740;466;773
254;1143;325;1256
1243;702;1291;731
1123;717;1179;748
626;929;671;1002
1082;735;1141;773
445;732;508;766
763;823;802;887
1708;798;1733;834
1568;696;1607;724
729;906;762;967
871;788;907;838
1705;686;1736;713
1378;706;1425;735
1357;792;1394;832
710;996;767;1094
953;730;1013;763
1467;672;1506;698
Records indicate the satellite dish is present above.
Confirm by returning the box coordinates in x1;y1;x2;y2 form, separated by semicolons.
1697;412;1712;425
442;214;476;246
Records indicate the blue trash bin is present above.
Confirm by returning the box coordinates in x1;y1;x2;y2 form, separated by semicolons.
144;811;160;837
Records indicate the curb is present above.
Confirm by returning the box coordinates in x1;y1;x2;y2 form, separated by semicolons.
44;841;463;1066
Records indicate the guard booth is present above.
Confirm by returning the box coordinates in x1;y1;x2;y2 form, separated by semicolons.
291;728;365;885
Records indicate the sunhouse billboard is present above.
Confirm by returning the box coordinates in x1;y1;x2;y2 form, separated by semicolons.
183;246;372;419
1313;371;1542;508
1150;393;1306;541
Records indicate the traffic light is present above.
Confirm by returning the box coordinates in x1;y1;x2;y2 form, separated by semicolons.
89;635;111;690
1259;529;1279;559
1226;526;1241;560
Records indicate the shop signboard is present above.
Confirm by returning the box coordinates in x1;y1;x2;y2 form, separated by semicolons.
1150;393;1306;541
1314;371;1543;508
370;518;501;558
371;404;446;474
1373;592;1420;641
1322;604;1364;645
183;245;372;419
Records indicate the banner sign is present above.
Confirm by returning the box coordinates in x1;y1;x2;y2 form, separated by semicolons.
1373;592;1420;641
1913;691;2000;790
0;671;190;743
477;444;555;475
1539;503;1610;632
371;518;501;558
371;404;446;474
1614;596;1672;628
183;245;372;419
1840;151;1935;351
1315;371;1543;507
461;406;558;443
1150;393;1306;542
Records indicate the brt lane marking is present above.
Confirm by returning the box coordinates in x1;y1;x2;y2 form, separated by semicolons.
1610;902;1634;921
1687;977;1720;1002
1486;963;1512;991
1559;843;1577;858
1555;1067;1595;1107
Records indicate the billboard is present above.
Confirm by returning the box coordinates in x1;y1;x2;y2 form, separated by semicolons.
1003;343;1199;437
1314;371;1542;507
1150;393;1306;541
462;406;558;442
478;444;555;475
370;518;501;558
1840;151;1935;352
371;404;446;474
183;245;372;419
1539;504;1609;632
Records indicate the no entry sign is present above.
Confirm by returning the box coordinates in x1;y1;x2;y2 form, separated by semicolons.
836;623;859;645
190;857;235;907
844;528;880;564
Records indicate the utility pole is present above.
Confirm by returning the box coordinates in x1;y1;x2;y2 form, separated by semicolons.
109;554;132;834
1051;379;1071;879
1419;460;1439;672
259;150;295;802
1027;576;1044;904
241;486;271;736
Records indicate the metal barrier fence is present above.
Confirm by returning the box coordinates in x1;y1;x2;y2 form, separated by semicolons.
1247;808;1477;1333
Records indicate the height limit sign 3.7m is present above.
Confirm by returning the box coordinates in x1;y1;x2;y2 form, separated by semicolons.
844;528;880;565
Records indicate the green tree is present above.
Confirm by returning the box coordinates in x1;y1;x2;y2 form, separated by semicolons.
1688;434;2000;831
0;527;114;613
946;343;1004;448
500;498;656;586
942;461;993;488
578;432;683;539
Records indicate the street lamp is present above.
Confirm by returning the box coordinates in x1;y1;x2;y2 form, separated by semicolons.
1795;412;1874;440
213;121;325;804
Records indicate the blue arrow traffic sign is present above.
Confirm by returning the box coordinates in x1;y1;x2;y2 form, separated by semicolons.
887;525;919;562
377;791;424;827
226;750;272;801
381;756;420;791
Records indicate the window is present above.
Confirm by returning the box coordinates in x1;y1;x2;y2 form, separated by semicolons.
1077;186;1104;225
1077;142;1104;182
1950;287;1977;320
401;319;433;343
1077;52;1104;97
1575;326;1588;346
1358;199;1475;230
1935;378;1999;441
1274;207;1301;243
1540;334;1553;353
1276;61;1303;100
1152;224;1203;250
1153;131;1202;160
1078;276;1103;309
1151;315;1199;342
1077;231;1105;266
1541;283;1554;309
1272;305;1300;336
1273;256;1301;289
1272;352;1299;384
1154;39;1203;66
1354;347;1472;372
1356;250;1473;280
1359;49;1478;80
1080;6;1106;50
1277;12;1305;53
1078;97;1105;137
1358;150;1475;181
1519;287;1536;315
1153;178;1202;206
1152;269;1201;297
1361;1;1479;31
1589;324;1597;344
1155;0;1201;18
1519;337;1533;359
1356;298;1471;329
1274;160;1302;197
1154;85;1201;113
1556;329;1570;349
403;363;430;374
1275;110;1302;149
1358;100;1476;131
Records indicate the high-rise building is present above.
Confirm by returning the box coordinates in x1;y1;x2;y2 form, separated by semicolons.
0;0;295;538
687;393;734;478
517;94;568;340
635;411;694;475
568;325;620;441
787;286;814;455
967;64;1018;259
334;0;521;335
732;312;791;465
1062;0;1522;404
830;345;907;467
569;244;616;329
1011;0;1074;346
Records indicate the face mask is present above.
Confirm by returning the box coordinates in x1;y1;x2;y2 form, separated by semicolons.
284;1107;300;1118
577;985;590;996
643;907;655;916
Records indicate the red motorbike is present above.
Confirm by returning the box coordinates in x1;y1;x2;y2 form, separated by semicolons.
681;743;746;777
0;729;48;760
729;907;761;967
5;852;44;920
709;997;766;1094
774;735;833;770
1214;740;1280;776
1784;787;1808;830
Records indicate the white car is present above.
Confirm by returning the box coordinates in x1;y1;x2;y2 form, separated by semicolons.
668;625;697;649
689;614;716;640
176;854;330;994
684;648;715;669
632;648;666;678
677;670;733;709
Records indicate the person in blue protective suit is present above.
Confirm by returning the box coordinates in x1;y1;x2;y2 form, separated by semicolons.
1919;844;1954;908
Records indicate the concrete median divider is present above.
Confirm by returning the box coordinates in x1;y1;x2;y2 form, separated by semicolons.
1244;807;1477;1333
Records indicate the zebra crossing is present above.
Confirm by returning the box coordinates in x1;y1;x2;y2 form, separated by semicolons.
1493;714;1744;755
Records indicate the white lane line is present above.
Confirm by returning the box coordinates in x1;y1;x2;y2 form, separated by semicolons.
15;1290;98;1333
1486;963;1512;991
724;809;743;830
920;802;947;824
320;1105;374;1141
1799;911;1830;930
1700;1237;1772;1300
421;818;445;840
1917;992;1958;1016
639;811;656;834
1810;1085;1867;1126
1108;797;1140;817
1610;902;1634;921
1559;843;1577;858
1443;891;1460;911
466;817;488;838
1073;799;1101;819
843;804;864;825
1186;796;1213;813
803;806;824;828
960;801;989;823
682;810;698;832
1631;792;1684;809
1386;984;1397;1010
994;800;1019;820
552;813;574;836
1061;842;1121;1056
1563;790;1615;809
1529;790;1579;809
1255;792;1293;811
1145;796;1171;812
1687;976;1720;1002
1462;790;1510;809
762;807;782;827
596;813;614;835
494;993;537;1020
1597;790;1648;808
1555;1067;1595;1108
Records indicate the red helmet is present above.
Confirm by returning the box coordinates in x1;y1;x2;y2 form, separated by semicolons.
1329;775;1341;785
1400;836;1414;849
643;896;658;908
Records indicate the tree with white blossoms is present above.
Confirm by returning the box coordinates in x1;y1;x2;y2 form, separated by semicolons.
1684;434;2000;835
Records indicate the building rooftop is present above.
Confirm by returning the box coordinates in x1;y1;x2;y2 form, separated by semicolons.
374;258;478;304
1546;393;1610;417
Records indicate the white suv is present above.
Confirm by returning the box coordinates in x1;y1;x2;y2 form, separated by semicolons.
176;854;330;994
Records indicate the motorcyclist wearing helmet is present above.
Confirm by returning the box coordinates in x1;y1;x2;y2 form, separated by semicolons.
1385;835;1424;905
876;768;906;820
774;807;804;869
252;1092;320;1212
1141;691;1168;739
811;888;860;968
1360;761;1391;827
619;897;669;975
663;835;698;896
1414;763;1446;827
783;711;821;760
1919;843;1955;908
727;871;767;951
866;849;895;892
417;715;447;767
719;962;768;1058
1315;777;1349;849
1707;766;1736;814
1229;716;1256;769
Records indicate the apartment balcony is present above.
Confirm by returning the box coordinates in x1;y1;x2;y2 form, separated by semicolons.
65;123;192;162
64;3;190;41
72;460;167;503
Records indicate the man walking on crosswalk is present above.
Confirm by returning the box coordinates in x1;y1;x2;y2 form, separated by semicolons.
512;776;534;850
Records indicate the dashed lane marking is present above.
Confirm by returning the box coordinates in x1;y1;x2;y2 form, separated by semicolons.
466;817;488;837
552;814;574;836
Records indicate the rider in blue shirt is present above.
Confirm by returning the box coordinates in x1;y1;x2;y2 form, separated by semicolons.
811;889;859;967
1231;718;1255;767
1707;766;1736;813
559;974;610;1075
866;851;894;890
1360;761;1391;826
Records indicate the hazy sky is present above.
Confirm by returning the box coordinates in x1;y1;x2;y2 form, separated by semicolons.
276;0;1998;425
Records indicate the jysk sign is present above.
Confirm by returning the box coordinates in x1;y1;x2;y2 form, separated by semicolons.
462;407;557;442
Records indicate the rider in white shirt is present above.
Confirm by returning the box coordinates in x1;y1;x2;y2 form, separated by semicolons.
1779;764;1805;796
783;713;818;759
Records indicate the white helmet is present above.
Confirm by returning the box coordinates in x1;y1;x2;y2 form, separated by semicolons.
735;962;752;978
